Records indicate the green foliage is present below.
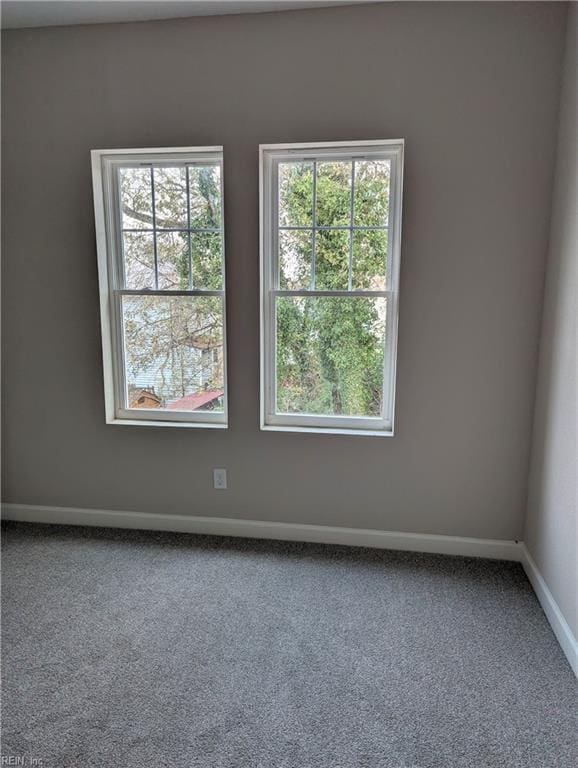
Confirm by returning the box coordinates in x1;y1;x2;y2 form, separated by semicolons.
190;166;222;229
279;230;311;290
353;161;390;226
276;297;385;417
315;230;349;289
192;233;223;290
279;164;313;226
276;159;389;417
316;162;351;226
351;230;388;290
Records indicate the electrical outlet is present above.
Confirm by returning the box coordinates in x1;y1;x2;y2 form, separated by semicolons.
213;468;227;490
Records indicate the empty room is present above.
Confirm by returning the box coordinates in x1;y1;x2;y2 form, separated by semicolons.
1;1;576;766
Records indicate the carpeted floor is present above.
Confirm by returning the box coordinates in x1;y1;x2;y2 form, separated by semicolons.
1;522;576;768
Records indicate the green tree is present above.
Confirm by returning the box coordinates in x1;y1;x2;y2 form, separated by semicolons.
276;159;389;417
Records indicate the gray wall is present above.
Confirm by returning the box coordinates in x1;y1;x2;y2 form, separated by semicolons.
1;2;566;539
525;5;577;636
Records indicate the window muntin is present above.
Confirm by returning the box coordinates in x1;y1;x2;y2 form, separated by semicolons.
92;147;227;427
260;141;404;435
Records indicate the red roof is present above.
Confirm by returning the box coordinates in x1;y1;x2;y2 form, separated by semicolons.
166;390;224;411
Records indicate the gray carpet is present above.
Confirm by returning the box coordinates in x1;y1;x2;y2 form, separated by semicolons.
1;522;576;768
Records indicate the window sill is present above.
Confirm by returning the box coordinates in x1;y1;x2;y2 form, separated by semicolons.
260;424;394;437
107;418;228;429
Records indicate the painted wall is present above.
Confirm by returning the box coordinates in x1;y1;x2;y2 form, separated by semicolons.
1;2;566;539
525;5;577;637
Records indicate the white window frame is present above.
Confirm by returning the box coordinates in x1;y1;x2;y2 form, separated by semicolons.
259;139;404;437
91;146;228;428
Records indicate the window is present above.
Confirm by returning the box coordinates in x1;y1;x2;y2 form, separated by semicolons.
260;140;404;436
91;147;227;427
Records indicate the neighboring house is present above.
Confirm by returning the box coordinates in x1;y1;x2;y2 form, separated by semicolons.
166;390;224;412
130;345;224;407
128;387;162;409
200;347;220;387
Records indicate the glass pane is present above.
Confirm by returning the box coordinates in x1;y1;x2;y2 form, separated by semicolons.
351;230;388;290
279;230;312;289
119;168;152;230
189;165;221;228
123;232;155;290
354;160;390;226
157;231;189;290
278;162;313;227
122;295;224;412
315;229;349;290
276;296;386;417
154;167;187;229
192;233;223;290
315;161;352;227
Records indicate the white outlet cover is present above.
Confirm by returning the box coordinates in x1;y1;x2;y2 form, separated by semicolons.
213;468;227;490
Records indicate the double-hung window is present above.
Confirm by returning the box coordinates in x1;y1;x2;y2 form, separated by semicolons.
91;147;227;427
260;140;404;435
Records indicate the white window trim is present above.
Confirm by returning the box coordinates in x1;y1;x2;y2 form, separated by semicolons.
259;139;404;437
91;146;228;428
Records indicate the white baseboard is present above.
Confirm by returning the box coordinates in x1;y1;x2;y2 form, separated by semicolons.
520;544;578;677
1;502;522;561
4;503;576;676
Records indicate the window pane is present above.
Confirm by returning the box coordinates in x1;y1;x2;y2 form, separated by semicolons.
351;230;388;290
279;230;312;289
157;231;189;290
315;229;349;290
354;160;390;227
122;295;224;412
120;168;152;229
154;167;187;229
278;162;313;227
192;233;223;290
276;296;386;417
189;165;221;228
315;161;352;227
123;232;155;289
